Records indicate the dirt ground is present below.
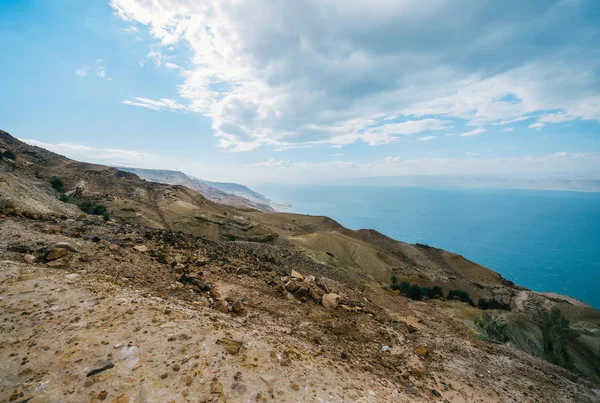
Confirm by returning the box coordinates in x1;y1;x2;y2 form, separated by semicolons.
1;216;599;403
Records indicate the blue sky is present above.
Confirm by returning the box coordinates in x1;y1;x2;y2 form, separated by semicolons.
1;0;599;184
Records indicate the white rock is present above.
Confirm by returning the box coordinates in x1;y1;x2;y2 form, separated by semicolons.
290;270;304;281
65;273;80;282
381;346;390;352
321;293;340;309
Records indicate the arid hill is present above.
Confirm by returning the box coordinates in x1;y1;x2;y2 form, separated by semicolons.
1;129;600;402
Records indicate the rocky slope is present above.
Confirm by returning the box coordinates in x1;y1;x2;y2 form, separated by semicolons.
1;129;600;402
117;167;275;213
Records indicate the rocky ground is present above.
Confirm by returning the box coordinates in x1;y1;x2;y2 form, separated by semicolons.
1;215;599;403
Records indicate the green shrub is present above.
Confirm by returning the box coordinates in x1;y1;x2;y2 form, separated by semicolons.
391;281;443;301
424;285;444;299
476;313;509;342
57;192;108;217
391;275;398;284
103;211;110;221
51;176;65;192
478;298;510;311
535;307;579;368
3;150;16;160
448;289;474;306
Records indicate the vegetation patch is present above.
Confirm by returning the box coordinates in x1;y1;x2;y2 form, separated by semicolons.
447;289;475;306
53;177;109;219
390;279;443;301
2;150;17;160
476;312;509;342
477;298;510;310
535;307;579;368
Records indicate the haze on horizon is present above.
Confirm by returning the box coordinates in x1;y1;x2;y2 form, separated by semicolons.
1;0;599;185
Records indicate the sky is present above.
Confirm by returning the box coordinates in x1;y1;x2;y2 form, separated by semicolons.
1;0;599;184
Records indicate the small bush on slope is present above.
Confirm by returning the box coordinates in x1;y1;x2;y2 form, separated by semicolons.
476;312;509;342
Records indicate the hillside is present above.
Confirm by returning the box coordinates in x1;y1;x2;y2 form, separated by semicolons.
118;167;274;212
1;129;600;402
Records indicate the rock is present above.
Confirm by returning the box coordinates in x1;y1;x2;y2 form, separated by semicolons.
163;307;171;315
321;293;340;309
54;242;80;253
404;387;422;397
173;263;185;274
47;258;67;267
65;273;80;282
99;391;108;401
210;379;224;395
291;383;299;391
214;300;230;313
216;338;242;355
341;351;348;360
303;275;316;283
160;372;168;379
172;364;180;371
23;254;36;264
109;244;119;251
86;360;114;377
133;245;148;252
290;270;304;281
381;346;390;352
45;248;68;261
232;300;247;314
159;322;177;329
432;389;442;398
415;346;429;357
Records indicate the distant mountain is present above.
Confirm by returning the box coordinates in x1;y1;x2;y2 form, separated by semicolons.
351;175;600;192
118;167;275;212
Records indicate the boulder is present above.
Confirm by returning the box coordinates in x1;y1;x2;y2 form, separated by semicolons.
290;270;304;281
45;248;68;261
322;293;340;309
216;338;242;355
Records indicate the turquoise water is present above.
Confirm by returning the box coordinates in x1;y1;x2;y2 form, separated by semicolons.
256;184;600;309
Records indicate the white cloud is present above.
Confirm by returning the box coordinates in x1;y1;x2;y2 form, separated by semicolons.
75;68;88;77
20;139;151;164
122;26;138;32
122;97;189;111
502;128;514;132
528;122;545;130
459;128;486;137
164;62;180;69
244;152;600;182
418;136;437;141
111;0;600;151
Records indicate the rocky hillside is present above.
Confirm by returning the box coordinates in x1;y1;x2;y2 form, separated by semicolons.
118;167;275;212
1;129;600;402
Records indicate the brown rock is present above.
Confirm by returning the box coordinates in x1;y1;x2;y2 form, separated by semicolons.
47;258;67;267
23;254;36;264
321;293;340;309
210;379;224;395
45;248;68;261
415;346;429;357
232;300;247;314
98;391;108;401
216;338;242;355
133;245;148;252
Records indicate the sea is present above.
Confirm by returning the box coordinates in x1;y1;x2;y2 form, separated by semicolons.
255;184;600;309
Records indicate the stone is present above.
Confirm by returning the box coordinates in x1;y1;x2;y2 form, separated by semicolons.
23;254;36;264
86;360;114;377
303;275;316;283
381;346;390;352
9;244;33;253
173;263;185;274
290;270;304;281
160;372;168;379
47;258;67;267
45;248;68;261
291;383;299;391
214;301;230;313
216;338;242;355
432;389;442;398
133;245;148;252
54;242;80;253
65;273;80;282
210;379;224;395
99;391;108;401
232;300;247;314
172;364;180;371
415;346;429;357
321;293;340;309
109;244;119;251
